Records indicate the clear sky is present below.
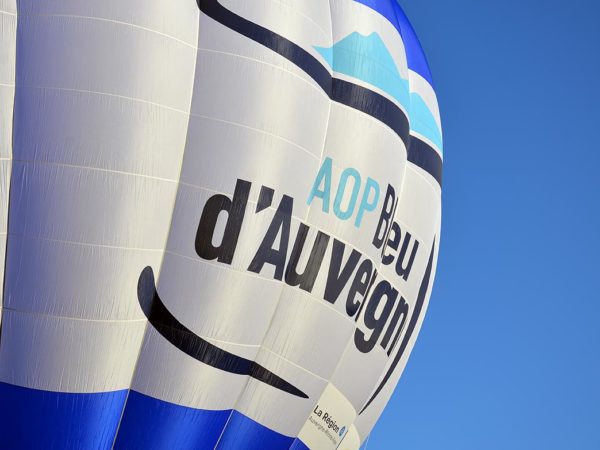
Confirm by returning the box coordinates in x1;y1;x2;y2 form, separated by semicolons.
369;1;600;448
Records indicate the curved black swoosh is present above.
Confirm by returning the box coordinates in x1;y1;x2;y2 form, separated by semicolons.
137;266;308;399
197;0;442;187
359;238;436;413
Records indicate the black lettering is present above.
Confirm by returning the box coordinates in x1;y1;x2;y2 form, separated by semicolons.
381;296;409;355
323;240;361;304
354;268;378;322
381;222;400;265
354;281;398;353
285;225;330;292
195;179;251;264
346;259;373;317
248;195;293;280
395;232;419;281
372;184;396;249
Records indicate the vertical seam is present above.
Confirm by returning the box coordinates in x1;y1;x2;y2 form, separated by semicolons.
109;8;202;449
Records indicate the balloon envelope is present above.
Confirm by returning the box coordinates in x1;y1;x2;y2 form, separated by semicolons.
0;0;442;448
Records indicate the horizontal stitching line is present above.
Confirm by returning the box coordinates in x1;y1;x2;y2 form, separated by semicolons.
18;13;197;49
13;159;179;184
188;113;321;160
197;47;328;94
260;346;328;382
258;0;330;39
21;85;190;115
163;250;281;285
2;306;148;324
6;233;165;252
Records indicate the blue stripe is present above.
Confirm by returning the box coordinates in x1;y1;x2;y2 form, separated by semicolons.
0;382;127;450
0;384;299;448
392;2;435;85
353;0;399;31
290;436;372;449
114;390;230;450
216;410;294;449
353;0;434;85
115;391;294;449
289;439;311;450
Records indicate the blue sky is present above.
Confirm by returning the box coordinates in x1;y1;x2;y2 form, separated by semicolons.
369;1;600;448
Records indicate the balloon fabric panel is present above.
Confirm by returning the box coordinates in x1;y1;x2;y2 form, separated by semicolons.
0;1;442;448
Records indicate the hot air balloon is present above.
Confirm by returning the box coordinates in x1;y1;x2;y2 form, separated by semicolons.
0;0;442;448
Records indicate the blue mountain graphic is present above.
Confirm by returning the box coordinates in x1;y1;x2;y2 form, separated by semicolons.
316;32;443;152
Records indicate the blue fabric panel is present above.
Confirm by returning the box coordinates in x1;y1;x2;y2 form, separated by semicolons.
0;382;127;450
353;0;399;29
288;439;311;450
216;410;294;449
392;2;434;85
113;390;230;450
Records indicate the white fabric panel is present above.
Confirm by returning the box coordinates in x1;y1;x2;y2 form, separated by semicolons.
1;1;199;394
8;162;176;249
0;87;13;161
0;160;9;260
16;15;195;111
395;166;442;244
0;2;16;330
0;309;147;393
130;4;334;413
0;10;16;157
262;287;356;379
4;236;162;318
330;345;389;411
0;0;16;14
14;87;190;179
190;49;329;159
131;326;258;410
16;0;199;46
222;0;332;50
180;116;321;216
